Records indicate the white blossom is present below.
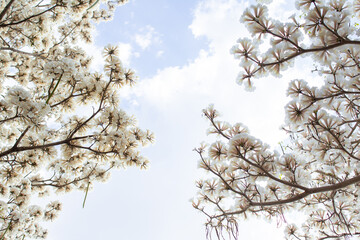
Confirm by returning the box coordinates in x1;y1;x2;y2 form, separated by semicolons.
194;1;360;239
0;0;153;239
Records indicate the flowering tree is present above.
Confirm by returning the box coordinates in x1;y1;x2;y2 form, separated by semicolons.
0;0;154;239
193;0;360;239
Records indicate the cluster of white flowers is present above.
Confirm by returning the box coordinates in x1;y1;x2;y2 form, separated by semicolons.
194;0;360;239
0;0;153;239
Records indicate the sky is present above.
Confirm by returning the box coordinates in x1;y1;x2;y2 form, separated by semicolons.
43;0;318;239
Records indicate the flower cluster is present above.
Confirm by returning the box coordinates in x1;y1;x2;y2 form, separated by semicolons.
230;0;360;91
194;0;360;239
0;0;153;239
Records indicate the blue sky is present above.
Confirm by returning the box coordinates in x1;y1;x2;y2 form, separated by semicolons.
44;0;317;239
95;0;208;77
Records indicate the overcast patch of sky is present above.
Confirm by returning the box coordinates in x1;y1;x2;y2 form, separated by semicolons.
44;0;320;239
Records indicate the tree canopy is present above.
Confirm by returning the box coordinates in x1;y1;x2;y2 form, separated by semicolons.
193;0;360;239
0;0;153;239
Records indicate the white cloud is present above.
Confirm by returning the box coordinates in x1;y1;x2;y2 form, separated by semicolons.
134;25;161;50
117;42;133;66
134;0;247;99
267;0;294;22
127;0;294;145
126;0;318;148
189;0;249;50
81;43;104;72
80;42;134;71
156;50;164;58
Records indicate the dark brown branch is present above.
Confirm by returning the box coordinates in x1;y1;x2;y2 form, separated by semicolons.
0;47;46;59
0;0;15;21
243;40;360;80
0;5;57;28
247;173;360;208
13;127;30;148
0;135;95;158
197;150;252;203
